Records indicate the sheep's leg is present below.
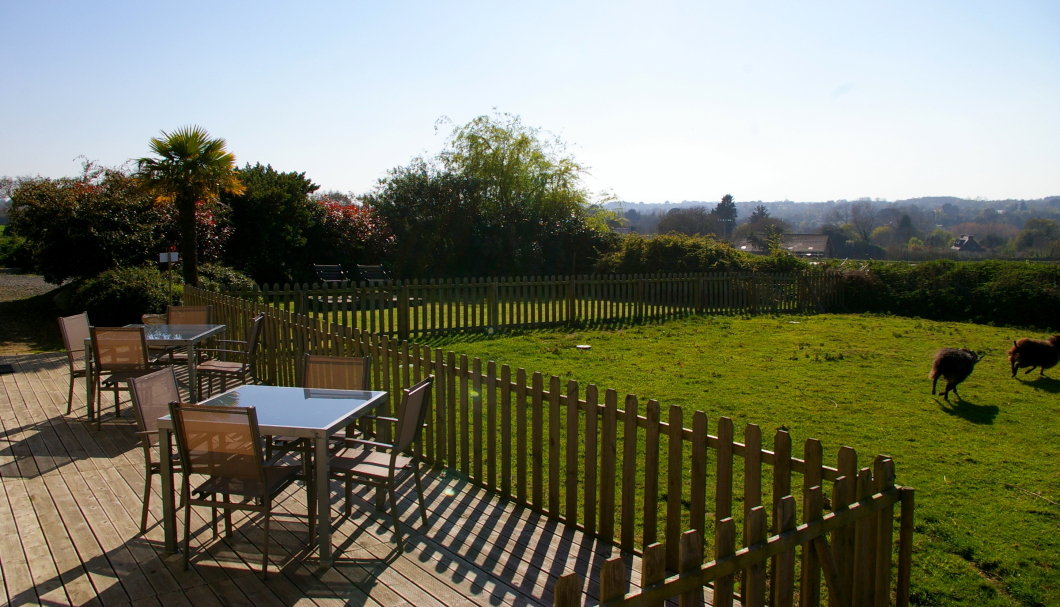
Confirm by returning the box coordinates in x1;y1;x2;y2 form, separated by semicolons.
1024;366;1037;375
931;376;938;395
951;384;960;400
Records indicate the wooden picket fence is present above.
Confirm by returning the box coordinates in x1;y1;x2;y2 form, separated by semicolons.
185;285;912;607
215;271;843;339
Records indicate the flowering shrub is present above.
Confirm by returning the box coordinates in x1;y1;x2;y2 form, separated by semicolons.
316;198;394;271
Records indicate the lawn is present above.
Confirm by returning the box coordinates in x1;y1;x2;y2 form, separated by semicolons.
421;313;1059;607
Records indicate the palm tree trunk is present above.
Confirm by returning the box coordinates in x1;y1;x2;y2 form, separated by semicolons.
178;196;199;287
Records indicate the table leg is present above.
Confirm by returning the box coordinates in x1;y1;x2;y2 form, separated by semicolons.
315;437;331;565
160;427;178;553
188;341;198;402
84;338;95;421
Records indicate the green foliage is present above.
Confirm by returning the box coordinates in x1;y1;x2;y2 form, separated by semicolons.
425;314;1060;607
196;263;256;292
0;231;29;267
365;113;617;277
1013;218;1060;252
220;163;321;284
596;232;807;274
839;260;1060;329
8;164;168;284
656;207;719;237
136;125;244;286
69;265;174;326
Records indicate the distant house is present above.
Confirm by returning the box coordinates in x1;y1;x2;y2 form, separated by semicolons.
951;234;984;253
735;234;833;258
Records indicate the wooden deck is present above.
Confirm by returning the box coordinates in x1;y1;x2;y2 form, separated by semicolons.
0;353;645;607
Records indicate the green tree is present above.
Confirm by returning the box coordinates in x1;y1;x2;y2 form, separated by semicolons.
656;206;717;237
136;126;244;286
1014;218;1060;252
8;163;168;283
712;194;737;237
220;164;321;284
366;112;616;277
749;204;770;223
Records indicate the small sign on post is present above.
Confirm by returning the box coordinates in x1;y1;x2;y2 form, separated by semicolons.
159;251;180;303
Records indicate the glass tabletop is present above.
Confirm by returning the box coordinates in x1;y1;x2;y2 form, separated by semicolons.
129;324;226;342
158;384;389;438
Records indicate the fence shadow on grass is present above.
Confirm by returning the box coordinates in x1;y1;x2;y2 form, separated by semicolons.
937;398;1000;424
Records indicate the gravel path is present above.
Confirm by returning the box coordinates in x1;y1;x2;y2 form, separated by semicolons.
0;273;54;302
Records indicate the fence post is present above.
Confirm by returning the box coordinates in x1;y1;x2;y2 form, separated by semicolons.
680;529;704;607
567;275;576;324
398;282;410;341
553;572;581;607
490;279;499;331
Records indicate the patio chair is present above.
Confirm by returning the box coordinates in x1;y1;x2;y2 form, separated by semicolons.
328;376;433;549
314;264;348;285
356;264;390;286
168;401;312;578
90;326;155;430
150;305;214;364
129;367;185;533
194;314;265;397
58;312;91;415
268;354;374;458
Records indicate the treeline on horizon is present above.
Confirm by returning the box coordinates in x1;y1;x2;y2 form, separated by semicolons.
616;195;1060;260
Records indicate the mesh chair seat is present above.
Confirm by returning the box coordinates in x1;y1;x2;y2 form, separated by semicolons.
329;448;413;479
196;359;244;374
193;465;302;499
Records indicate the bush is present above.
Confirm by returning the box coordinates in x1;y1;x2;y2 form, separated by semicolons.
70;265;174;326
839;260;1060;330
197;263;256;291
596;233;808;274
0;232;31;268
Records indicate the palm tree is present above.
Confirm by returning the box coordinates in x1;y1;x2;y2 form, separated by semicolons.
136;126;244;286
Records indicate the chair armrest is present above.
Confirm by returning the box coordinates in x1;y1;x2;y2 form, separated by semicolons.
197;348;246;356
361;415;399;423
133;431;158;438
215;339;248;346
342;437;395;450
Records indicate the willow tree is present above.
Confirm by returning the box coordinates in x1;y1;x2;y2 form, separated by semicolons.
136;126;244;286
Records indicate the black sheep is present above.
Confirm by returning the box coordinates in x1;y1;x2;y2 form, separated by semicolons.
930;348;980;401
1007;335;1060;377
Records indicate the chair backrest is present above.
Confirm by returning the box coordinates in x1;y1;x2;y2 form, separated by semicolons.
246;314;265;357
167;305;212;325
91;326;149;371
302;354;371;390
314;264;347;284
394;376;434;454
129;367;180;442
169;401;265;489
58;312;90;356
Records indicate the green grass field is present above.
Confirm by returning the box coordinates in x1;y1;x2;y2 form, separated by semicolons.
421;313;1059;607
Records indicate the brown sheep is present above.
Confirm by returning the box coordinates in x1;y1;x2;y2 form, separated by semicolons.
930;348;981;401
1007;335;1060;377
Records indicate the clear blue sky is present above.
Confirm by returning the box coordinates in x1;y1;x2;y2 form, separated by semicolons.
2;1;1057;203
